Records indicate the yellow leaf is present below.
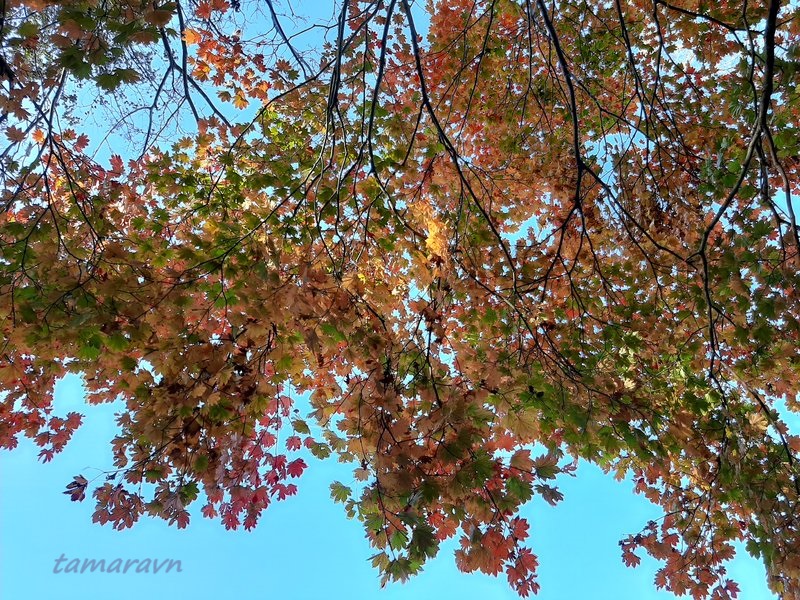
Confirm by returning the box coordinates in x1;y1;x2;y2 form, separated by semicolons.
233;92;248;109
425;214;448;258
747;411;769;432
184;29;201;45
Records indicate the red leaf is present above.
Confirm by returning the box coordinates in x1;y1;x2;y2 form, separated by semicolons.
510;517;530;542
286;458;306;478
196;1;212;18
109;154;124;175
622;549;641;568
173;510;190;529
517;548;538;573
725;580;740;598
222;510;239;530
75;133;90;152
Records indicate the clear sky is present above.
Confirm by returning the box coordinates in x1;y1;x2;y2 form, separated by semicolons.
0;374;779;600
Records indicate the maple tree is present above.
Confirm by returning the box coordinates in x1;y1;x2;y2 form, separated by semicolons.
2;0;800;596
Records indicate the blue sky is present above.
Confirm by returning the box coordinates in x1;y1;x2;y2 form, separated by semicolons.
0;374;779;600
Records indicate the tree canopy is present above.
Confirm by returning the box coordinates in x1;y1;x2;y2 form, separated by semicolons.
2;0;800;596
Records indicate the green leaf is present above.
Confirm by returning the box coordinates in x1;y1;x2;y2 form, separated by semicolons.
178;482;199;504
506;476;533;502
105;332;129;351
309;442;331;459
194;455;209;472
291;419;310;434
330;481;351;504
17;22;40;38
144;469;163;482
409;524;438;560
389;529;408;551
120;356;138;371
320;323;346;342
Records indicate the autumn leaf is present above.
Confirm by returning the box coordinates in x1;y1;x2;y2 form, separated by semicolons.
109;154;124;175
195;1;212;18
233;92;248;110
286;458;306;478
63;475;88;502
535;484;564;506
5;126;25;142
622;549;641;568
184;29;201;45
144;9;174;27
74;133;89;152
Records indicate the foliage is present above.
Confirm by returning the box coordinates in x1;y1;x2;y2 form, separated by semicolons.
2;0;800;597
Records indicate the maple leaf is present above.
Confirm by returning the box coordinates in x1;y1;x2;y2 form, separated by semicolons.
517;549;538;573
233;93;248;110
109;154;124;175
622;550;641;568
535;484;564;506
509;517;529;542
723;581;740;598
222;510;240;530
74;133;90;152
509;450;534;472
184;29;202;45
172;510;190;529
5;126;25;142
63;475;88;502
286;458;306;478
195;2;212;18
144;8;174;27
244;513;259;530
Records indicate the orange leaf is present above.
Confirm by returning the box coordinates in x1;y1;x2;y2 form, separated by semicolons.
184;29;201;45
195;2;212;19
